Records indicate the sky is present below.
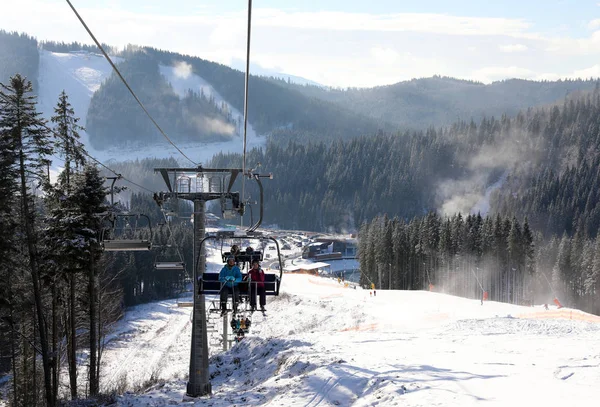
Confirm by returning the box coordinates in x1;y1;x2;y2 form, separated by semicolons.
3;0;600;87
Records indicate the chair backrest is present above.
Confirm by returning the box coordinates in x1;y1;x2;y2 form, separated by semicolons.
199;272;280;295
222;251;263;264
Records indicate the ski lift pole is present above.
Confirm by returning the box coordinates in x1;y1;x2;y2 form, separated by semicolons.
241;0;253;227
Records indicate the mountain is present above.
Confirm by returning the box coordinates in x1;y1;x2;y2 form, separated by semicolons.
0;30;38;89
210;86;600;239
230;57;324;87
2;30;599;156
281;75;600;129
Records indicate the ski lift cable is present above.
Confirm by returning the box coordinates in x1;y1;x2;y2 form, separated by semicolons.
241;0;253;223
64;0;199;167
0;92;154;194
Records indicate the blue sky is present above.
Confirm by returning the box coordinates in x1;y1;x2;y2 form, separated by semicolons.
2;0;600;87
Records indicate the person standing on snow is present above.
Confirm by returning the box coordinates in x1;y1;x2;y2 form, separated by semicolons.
249;259;267;312
219;255;242;315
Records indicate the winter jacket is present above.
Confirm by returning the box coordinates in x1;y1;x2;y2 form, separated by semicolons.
219;264;242;287
249;267;265;288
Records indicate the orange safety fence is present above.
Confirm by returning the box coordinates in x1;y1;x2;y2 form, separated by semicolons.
340;323;378;332
517;308;600;323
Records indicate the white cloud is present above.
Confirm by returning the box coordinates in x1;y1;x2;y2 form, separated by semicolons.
472;66;536;83
570;64;600;78
499;44;528;53
544;30;600;55
588;19;600;30
252;9;533;38
370;47;401;65
2;0;600;88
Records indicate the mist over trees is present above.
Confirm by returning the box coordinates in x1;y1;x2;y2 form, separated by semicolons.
86;49;238;149
210;85;600;240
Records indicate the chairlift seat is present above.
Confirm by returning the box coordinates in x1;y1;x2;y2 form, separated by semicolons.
102;239;152;251
198;272;280;296
155;261;185;270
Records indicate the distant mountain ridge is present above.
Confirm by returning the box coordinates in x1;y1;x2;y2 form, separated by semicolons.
279;75;600;129
1;29;599;151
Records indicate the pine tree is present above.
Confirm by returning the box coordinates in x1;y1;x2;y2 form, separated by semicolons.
51;90;86;190
586;235;600;314
552;234;571;302
48;90;87;399
0;74;54;406
70;165;108;395
507;217;523;303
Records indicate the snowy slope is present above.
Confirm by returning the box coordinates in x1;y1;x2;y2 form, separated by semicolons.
36;50;265;167
97;256;600;406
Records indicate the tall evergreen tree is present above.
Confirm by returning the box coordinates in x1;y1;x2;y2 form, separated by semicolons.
0;74;54;406
70;165;108;396
48;90;87;399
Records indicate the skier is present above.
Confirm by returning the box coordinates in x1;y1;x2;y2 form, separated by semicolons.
249;259;267;312
219;255;242;316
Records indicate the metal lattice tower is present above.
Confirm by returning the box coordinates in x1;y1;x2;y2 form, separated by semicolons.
153;167;244;398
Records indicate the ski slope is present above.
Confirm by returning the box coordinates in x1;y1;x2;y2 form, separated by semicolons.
99;272;600;406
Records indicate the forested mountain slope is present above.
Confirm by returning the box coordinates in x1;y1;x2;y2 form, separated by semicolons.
2;30;599;149
0;30;38;89
211;88;600;239
86;46;384;148
86;50;239;149
278;76;599;129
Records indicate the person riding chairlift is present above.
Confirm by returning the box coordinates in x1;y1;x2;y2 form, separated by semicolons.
249;259;267;312
219;255;242;316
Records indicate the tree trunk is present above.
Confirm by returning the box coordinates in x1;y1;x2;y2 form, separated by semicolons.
52;283;58;405
18;150;54;406
10;308;18;407
89;248;98;396
68;273;77;399
33;307;37;406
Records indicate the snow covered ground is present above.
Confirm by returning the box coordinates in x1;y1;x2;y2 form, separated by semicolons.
36;50;265;168
98;266;600;406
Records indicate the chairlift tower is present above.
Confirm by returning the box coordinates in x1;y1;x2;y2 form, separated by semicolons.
154;166;247;398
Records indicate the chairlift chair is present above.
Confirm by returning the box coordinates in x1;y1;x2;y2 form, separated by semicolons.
100;213;153;251
197;230;284;298
154;261;186;271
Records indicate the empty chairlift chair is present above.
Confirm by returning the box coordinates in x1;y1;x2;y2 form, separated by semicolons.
101;214;153;251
